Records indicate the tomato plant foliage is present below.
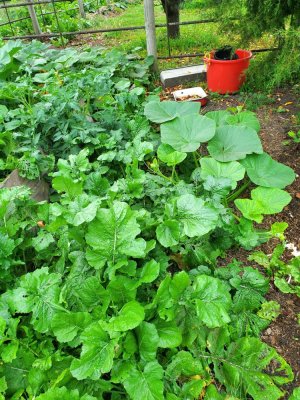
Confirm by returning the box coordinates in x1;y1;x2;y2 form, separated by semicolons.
0;41;297;399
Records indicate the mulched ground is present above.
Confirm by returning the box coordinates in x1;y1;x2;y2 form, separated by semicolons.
162;85;300;397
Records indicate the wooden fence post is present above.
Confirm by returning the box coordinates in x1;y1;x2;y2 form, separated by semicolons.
144;0;158;72
78;0;86;18
28;0;42;35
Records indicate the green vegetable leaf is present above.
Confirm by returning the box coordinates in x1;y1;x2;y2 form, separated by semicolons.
123;361;164;400
207;125;263;161
109;301;145;332
161;114;216;152
52;176;83;199
156;220;181;247
240;153;295;188
235;187;291;223
176;194;218;237
193;275;232;328
216;337;294;399
227;111;260;132
138;260;160;284
86;201;147;268
7;268;62;333
51;312;92;343
157;143;187;166
155;320;182;348
70;322;116;380
136;322;159;361
144;100;200;123
205;110;230;126
200;157;245;189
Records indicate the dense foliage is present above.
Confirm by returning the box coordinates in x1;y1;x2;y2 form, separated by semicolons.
0;40;299;399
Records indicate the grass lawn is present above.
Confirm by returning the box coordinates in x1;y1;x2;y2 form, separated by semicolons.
85;0;276;69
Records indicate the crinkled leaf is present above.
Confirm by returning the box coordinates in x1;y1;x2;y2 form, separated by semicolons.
207;125;263;161
216;337;294;399
176;194;218;237
51;312;92;343
240;153;295;188
156;220;181;247
193;275;232;328
109;301;145;332
123;361;164;400
86;201;146;268
166;351;204;379
7;268;62;333
161;114;216;152
70;322;116;380
230;267;269;312
155;320;182;348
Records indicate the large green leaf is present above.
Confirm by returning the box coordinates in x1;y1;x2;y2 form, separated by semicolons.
144;100;200;123
200;157;245;189
193;275;232;328
108;301;145;332
52;176;83;199
123;361;164;400
136;322;159;361
176;194;218;237
227;111;260;132
156;220;181;247
85;201;147;268
7;268;62;333
215;337;294;400
205;110;230;127
207;125;263;161
70;322;116;380
235;187;291;223
240;153;295;188
155;320;182;348
229;267;269;312
51;312;92;343
166;351;204;379
157;143;187;166
161;114;216;152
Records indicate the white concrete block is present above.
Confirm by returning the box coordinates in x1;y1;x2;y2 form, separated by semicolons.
160;64;206;88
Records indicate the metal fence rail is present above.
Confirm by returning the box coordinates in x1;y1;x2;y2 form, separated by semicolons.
0;0;278;64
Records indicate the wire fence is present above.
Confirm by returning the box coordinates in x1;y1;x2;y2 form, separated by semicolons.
0;0;279;62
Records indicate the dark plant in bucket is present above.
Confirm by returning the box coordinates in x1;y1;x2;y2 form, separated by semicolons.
214;45;239;60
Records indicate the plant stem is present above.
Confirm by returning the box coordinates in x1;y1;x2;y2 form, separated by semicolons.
226;179;251;203
193;151;199;168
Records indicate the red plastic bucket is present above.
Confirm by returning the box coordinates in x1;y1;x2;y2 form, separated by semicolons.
204;49;252;94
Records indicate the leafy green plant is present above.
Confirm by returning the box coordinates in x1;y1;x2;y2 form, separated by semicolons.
0;41;297;399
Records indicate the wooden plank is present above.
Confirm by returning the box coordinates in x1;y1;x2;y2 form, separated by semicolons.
27;0;42;35
143;0;158;72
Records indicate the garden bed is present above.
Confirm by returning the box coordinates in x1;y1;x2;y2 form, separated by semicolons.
0;41;299;399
